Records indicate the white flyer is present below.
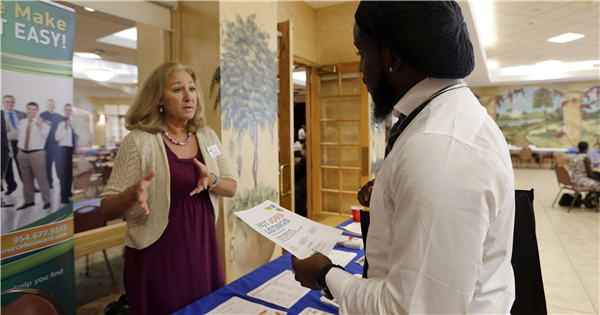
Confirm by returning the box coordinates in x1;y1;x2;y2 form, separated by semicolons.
327;249;357;268
234;200;343;259
340;222;362;236
206;296;287;315
298;307;336;315
247;270;310;309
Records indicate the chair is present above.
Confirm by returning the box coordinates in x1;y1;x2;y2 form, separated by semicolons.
539;152;555;169
1;288;63;315
511;190;546;315
551;164;598;212
73;171;93;198
74;205;117;289
518;147;534;168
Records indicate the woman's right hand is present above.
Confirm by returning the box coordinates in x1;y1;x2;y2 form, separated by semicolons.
133;170;156;215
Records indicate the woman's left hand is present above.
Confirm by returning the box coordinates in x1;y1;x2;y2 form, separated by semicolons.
190;158;213;196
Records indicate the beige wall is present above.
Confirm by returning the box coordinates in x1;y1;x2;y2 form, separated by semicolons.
177;1;222;136
136;22;168;84
316;1;359;65
471;80;600;98
277;1;317;64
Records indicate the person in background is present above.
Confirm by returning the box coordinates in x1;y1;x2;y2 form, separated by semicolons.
2;95;27;195
55;104;74;205
100;62;237;315
570;141;600;207
1;110;14;208
298;124;306;143
292;2;515;313
40;99;65;190
589;137;600;180
16;102;51;210
294;142;307;217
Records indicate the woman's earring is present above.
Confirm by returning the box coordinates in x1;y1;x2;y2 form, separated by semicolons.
159;106;163;113
389;67;393;73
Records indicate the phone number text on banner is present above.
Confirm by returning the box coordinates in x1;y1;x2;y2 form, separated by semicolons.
1;219;74;259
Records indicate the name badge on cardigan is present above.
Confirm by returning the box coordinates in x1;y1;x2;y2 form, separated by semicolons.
207;145;221;158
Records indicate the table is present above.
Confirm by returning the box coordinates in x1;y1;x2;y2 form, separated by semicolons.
174;219;363;315
509;146;570;169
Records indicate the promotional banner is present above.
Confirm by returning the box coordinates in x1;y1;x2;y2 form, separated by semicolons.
1;1;76;314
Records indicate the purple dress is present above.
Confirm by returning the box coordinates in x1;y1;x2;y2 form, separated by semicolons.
124;142;224;315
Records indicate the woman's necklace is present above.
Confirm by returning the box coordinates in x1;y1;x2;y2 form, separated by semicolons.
163;130;192;146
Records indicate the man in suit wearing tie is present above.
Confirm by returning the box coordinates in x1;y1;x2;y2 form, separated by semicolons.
55;104;74;205
16;102;51;210
40;99;65;190
2;95;27;195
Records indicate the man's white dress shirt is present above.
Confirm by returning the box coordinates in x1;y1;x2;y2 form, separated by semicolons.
55;120;73;147
327;78;516;314
18;116;50;151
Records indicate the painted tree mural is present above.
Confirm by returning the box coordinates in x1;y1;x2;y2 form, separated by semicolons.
581;84;600;143
496;87;564;147
532;88;553;132
221;14;278;188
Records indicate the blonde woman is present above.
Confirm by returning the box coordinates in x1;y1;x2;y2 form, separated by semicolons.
100;62;236;315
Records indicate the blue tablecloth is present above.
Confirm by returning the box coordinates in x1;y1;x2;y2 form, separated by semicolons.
174;219;363;315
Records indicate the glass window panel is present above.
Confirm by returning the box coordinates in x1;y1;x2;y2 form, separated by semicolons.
321;98;339;119
322;192;340;214
321;169;339;190
341;121;361;143
341;170;362;192
321;122;339;143
321;146;339;166
340;97;360;119
341;146;361;167
341;193;361;215
321;74;338;96
341;72;361;95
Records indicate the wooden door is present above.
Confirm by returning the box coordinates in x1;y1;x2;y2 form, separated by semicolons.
310;62;369;217
277;21;294;211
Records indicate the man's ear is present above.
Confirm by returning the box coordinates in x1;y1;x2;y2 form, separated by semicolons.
382;48;402;74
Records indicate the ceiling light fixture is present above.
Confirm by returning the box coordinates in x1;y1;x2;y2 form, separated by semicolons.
84;69;115;82
84;7;95;12
536;60;562;67
74;52;102;59
111;69;130;75
548;33;585;43
487;60;499;70
470;1;497;48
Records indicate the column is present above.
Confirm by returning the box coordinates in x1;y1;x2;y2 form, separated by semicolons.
563;91;583;148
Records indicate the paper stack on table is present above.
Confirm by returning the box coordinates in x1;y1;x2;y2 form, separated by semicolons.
327;249;357;268
340;222;362;236
206;296;287;315
247;270;310;309
234;200;343;259
336;236;364;250
298;307;336;315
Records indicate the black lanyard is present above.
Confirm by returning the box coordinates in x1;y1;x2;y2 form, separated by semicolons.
385;82;469;158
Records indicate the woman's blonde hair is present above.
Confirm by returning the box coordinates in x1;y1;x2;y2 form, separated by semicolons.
125;62;206;133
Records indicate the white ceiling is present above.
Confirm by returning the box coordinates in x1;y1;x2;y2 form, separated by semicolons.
304;1;350;9
485;1;598;68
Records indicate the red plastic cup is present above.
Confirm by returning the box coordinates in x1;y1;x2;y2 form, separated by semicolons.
351;206;364;222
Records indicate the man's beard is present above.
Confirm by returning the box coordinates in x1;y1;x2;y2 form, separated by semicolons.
370;74;397;122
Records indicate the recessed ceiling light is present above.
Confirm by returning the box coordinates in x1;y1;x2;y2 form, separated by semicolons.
548;33;585;43
74;52;102;59
84;7;95;12
84;69;115;81
487;60;499;70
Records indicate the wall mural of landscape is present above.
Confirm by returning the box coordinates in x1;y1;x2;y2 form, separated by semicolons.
495;85;599;148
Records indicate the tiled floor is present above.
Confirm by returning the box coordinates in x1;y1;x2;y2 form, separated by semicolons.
76;168;599;314
515;168;599;314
